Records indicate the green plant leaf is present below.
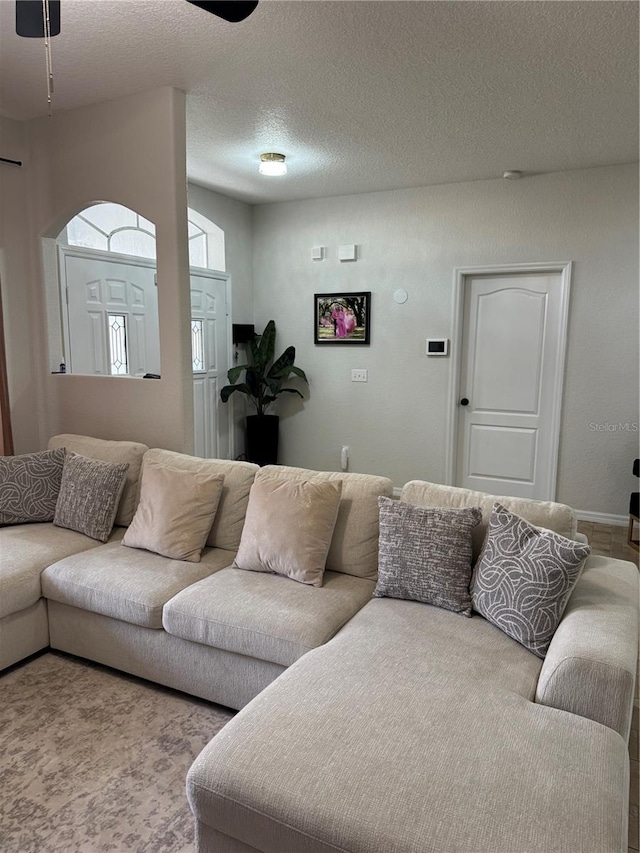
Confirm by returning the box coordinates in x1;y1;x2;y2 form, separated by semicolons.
249;336;261;368
265;377;283;395
227;364;248;384
220;382;253;403
289;365;308;382
257;320;276;369
245;367;261;398
268;345;295;378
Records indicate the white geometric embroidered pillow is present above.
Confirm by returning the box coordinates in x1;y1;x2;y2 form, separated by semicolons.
471;502;590;658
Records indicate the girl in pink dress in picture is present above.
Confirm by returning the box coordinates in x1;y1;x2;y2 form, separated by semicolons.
332;306;347;337
344;309;356;335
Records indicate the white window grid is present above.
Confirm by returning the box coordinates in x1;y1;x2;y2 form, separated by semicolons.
67;203;208;268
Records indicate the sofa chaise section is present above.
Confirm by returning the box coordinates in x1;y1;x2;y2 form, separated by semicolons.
186;479;638;853
187;593;631;853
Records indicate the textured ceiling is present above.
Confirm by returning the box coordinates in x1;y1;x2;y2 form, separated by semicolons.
0;0;637;204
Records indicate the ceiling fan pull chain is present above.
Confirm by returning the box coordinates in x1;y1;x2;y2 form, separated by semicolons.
42;0;53;115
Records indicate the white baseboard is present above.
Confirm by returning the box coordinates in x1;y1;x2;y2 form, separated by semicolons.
576;511;628;528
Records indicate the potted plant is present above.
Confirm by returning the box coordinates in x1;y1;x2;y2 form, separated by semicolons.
220;320;308;466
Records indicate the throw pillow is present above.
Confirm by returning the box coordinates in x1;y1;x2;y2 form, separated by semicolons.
374;497;482;615
0;448;66;525
232;476;343;586
53;452;129;542
122;461;224;562
471;502;591;658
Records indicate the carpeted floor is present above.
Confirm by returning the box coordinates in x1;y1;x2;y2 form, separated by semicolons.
0;652;234;853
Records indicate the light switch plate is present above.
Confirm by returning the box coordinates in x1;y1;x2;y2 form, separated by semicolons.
311;246;324;261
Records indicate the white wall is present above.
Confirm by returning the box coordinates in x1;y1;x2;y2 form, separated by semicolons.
252;164;639;516
0;88;193;453
0;117;42;453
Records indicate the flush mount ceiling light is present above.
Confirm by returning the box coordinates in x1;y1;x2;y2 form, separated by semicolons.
259;153;287;176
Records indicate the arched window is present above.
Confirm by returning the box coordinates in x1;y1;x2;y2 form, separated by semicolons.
65;202;225;270
66;203;156;260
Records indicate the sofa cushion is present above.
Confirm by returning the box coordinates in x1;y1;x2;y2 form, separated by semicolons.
163;567;375;666
0;448;65;525
42;542;235;629
53;452;129;542
187;597;628;853
374;497;481;615
472;503;590;658
141;449;259;551
257;465;393;580
48;434;148;526
401;480;578;561
0;523;122;619
123;462;224;562
233;476;342;586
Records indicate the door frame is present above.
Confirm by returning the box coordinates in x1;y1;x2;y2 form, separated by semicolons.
444;261;573;500
189;266;234;460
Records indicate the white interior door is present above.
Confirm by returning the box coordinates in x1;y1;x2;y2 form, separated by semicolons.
455;267;570;499
61;248;160;376
191;270;231;460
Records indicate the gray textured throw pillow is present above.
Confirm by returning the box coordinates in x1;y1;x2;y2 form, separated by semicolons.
53;452;129;542
374;497;482;615
0;448;66;524
471;502;590;658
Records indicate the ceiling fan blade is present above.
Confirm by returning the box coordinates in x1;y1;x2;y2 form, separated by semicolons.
186;1;258;23
16;0;61;37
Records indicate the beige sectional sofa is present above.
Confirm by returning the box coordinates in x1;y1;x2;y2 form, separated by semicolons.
1;435;638;853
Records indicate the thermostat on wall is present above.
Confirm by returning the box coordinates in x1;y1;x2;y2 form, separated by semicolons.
426;338;449;357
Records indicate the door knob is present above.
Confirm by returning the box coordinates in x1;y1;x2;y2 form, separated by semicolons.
460;397;469;406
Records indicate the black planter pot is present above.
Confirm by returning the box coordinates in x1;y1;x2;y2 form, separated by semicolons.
246;415;279;466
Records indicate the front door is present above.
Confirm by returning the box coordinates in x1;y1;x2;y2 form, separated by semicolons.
191;270;231;460
61;248;160;377
455;267;570;500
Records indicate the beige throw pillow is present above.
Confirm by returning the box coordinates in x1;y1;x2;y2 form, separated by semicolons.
123;462;224;562
233;476;343;586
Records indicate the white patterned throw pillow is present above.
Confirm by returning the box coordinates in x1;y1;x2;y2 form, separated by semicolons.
471;502;590;657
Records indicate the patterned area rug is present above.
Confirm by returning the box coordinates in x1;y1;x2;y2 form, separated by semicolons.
0;652;234;852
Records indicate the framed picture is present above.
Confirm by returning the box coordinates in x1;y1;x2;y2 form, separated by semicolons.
314;292;371;345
